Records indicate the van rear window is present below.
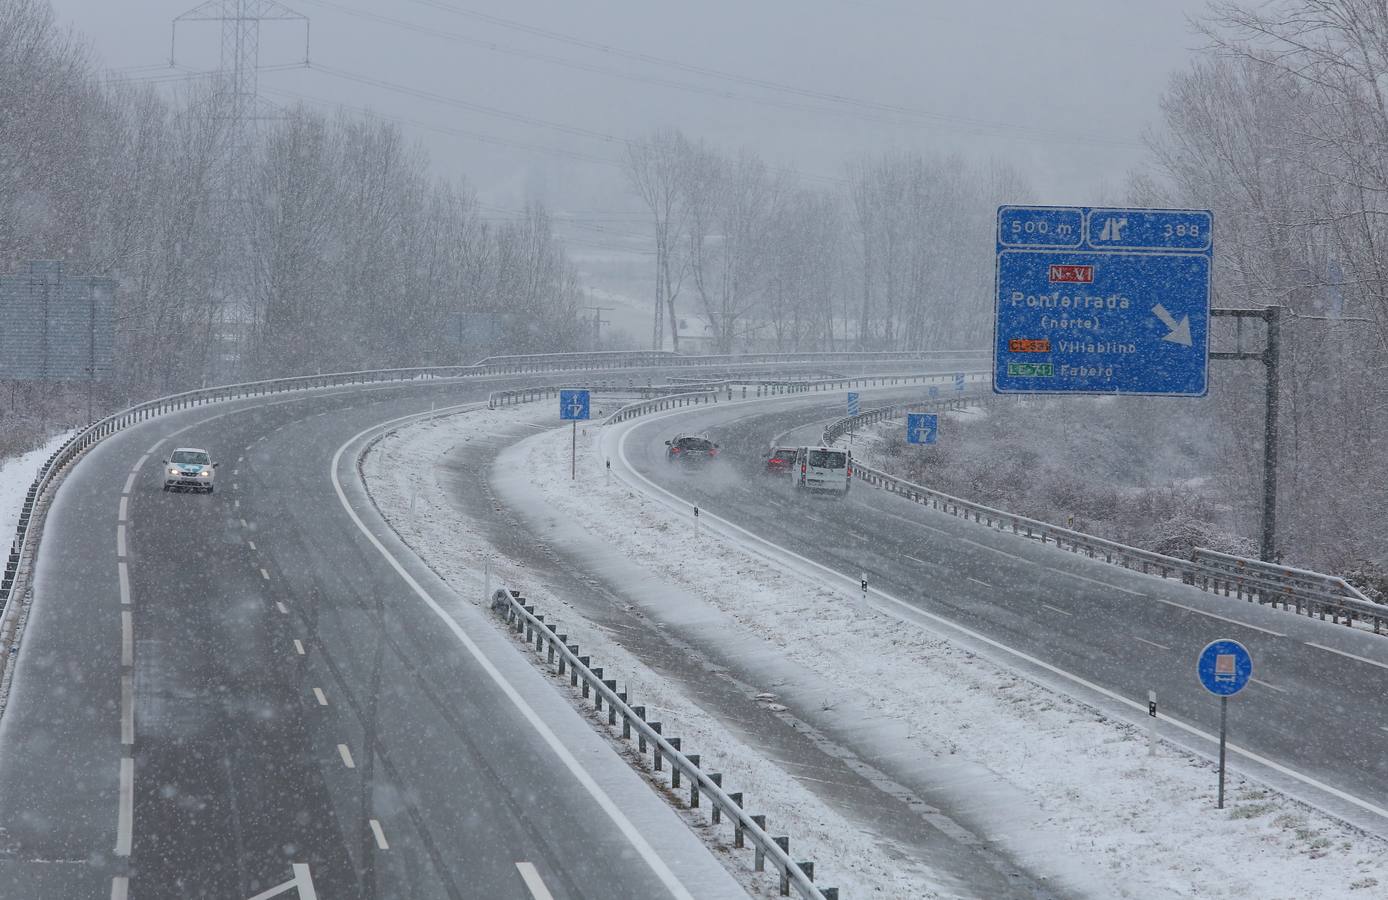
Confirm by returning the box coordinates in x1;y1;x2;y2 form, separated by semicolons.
808;450;846;468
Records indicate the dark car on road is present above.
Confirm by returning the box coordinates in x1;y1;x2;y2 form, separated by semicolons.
666;434;719;464
764;446;797;474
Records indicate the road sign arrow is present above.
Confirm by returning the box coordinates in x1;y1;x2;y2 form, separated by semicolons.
1152;303;1192;346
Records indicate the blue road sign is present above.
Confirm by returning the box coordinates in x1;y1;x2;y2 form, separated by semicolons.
847;392;860;416
559;389;590;421
994;205;1212;396
906;413;938;445
954;373;965;392
1197;639;1252;696
928;385;939;399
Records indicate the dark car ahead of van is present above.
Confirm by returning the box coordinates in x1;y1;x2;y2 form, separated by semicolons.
666;434;720;465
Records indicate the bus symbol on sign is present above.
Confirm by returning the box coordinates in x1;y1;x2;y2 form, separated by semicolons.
1048;264;1093;283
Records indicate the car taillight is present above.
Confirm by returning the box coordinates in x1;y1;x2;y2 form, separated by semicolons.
769;457;782;464
847;466;853;477
671;447;680;453
708;448;718;456
801;464;807;474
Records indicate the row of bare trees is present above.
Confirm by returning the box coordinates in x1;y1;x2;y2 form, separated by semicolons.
1138;0;1388;570
0;0;582;420
625;128;1028;354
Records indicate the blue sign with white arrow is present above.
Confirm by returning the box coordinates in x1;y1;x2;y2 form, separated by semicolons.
559;389;590;421
847;392;860;417
906;413;938;445
1197;639;1252;696
994;205;1212;396
954;373;965;392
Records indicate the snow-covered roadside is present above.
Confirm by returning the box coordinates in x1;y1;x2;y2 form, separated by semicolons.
0;430;76;557
362;405;959;898
511;417;1387;899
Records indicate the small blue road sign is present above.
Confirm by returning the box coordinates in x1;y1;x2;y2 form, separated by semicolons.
954;373;965;392
1197;639;1252;696
994;205;1212;396
906;413;938;445
847;392;860;416
928;385;939;399
559;389;590;421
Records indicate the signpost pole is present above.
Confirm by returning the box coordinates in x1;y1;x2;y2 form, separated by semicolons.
571;421;577;480
1260;306;1282;562
1217;696;1228;809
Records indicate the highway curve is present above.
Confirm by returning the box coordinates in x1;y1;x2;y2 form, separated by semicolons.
0;377;749;900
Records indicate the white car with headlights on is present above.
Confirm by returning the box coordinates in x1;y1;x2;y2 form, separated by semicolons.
163;448;218;493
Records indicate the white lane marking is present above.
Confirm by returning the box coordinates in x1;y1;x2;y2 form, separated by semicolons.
116;524;127;559
248;540;257;552
313;687;327;706
232;482;239;491
1135;636;1171;651
134;453;149;470
610;414;1388;825
275;601;289;615
118;561;131;606
369;819;390;850
234;499;240;510
1305;642;1388;671
260;567;270;580
118;496;129;522
956;534;1023;560
1041;603;1072;616
293;639;305;655
331;415;697;900
237;455;244;463
120;611;133;667
295;863;319;900
144;441;162;454
115;757;133;855
515;862;555;900
240;518;249;529
903;554;936;567
121;472;137;495
1044;565;1143;596
121;675;134;745
232;469;239;476
967;577;990;587
110;876;128;900
338;744;355;768
1252;677;1287;694
1150;596;1286;637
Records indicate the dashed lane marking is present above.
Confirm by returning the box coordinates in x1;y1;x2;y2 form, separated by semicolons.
116;525;127;559
1305;642;1388;671
369;819;389;850
1041;603;1072;616
338;744;355;768
121;676;134;745
293;639;305;655
275;601;288;615
1044;565;1144;596
115;758;133;856
260;568;270;581
118;496;128;522
1253;678;1287;694
118;561;131;606
515;863;555;900
120;611;133;668
121;472;136;495
111;876;128;900
967;577;990;587
247;540;257;552
1149;596;1286;637
313;687;327;706
240;518;249;529
1135;637;1171;651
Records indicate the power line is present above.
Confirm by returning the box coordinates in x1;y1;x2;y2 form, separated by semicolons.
405;0;1141;150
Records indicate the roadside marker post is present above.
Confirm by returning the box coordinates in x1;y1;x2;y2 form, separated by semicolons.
1196;639;1253;808
1147;690;1158;757
559;389;591;480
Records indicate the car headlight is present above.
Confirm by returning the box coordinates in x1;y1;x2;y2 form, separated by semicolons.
169;468;179;476
201;470;211;477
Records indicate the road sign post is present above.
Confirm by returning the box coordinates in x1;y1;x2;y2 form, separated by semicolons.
906;413;938;446
559;389;591;480
994;206;1213;396
1196;639;1253;808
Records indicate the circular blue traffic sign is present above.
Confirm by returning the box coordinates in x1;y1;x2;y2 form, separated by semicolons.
1197;639;1253;696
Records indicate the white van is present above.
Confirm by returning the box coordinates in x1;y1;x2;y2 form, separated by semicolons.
790;446;852;497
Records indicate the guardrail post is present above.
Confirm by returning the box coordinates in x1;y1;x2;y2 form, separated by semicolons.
650;722;663;770
687;754;700;807
590;666;602;704
709;773;722;821
775;836;791;894
557;635;569;674
823;889;838;899
635;707;647;751
604;680;617;724
669;738;681;787
575;653;588;689
752;816;767;870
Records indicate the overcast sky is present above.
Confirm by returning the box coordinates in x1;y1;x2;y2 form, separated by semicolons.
53;0;1210;256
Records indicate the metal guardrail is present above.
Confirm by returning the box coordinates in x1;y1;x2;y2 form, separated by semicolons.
491;588;836;899
472;348;988;372
820;404;1388;634
487;382;734;410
